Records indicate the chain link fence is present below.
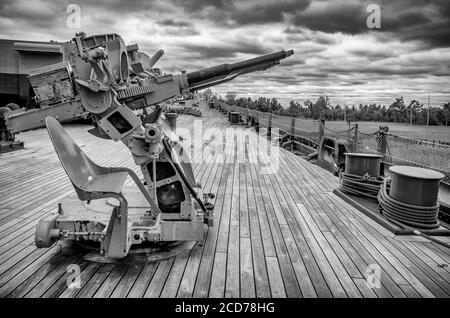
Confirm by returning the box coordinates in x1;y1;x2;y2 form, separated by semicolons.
355;131;450;185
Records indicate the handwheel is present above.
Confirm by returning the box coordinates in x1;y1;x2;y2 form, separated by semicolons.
35;214;60;248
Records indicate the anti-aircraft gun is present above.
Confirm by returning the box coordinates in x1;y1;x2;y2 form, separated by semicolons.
0;38;168;152
33;32;293;258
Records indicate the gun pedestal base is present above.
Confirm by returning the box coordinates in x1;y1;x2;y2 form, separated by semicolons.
0;140;24;154
36;186;207;258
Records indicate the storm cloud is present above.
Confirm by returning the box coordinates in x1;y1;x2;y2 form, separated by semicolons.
0;0;449;106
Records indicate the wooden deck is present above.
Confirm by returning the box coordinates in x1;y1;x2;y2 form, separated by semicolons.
0;103;449;298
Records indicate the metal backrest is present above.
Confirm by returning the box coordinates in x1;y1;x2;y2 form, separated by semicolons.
46;116;102;199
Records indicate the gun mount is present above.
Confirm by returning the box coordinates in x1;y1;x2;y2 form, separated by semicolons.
13;32;293;258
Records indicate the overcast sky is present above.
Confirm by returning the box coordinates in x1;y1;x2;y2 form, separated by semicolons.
1;0;449;107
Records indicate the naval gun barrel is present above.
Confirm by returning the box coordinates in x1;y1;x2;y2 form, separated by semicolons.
186;49;293;91
149;49;164;67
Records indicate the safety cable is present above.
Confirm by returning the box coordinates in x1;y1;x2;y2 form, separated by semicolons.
339;172;385;199
377;180;439;230
324;126;355;134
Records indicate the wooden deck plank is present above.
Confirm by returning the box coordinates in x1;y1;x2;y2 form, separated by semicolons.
58;262;101;298
264;165;332;297
160;250;190;298
348;217;436;298
178;142;225;298
76;264;115;298
388;240;450;296
109;261;146;298
6;254;73;298
39;259;90;298
399;284;423;298
21;254;83;298
143;258;174;298
93;263;129;298
326;198;407;297
279;224;317;298
297;204;362;297
225;162;241;298
240;237;256;298
263;203;302;298
401;242;450;283
323;194;410;297
353;278;378;298
193;163;229;298
215;148;234;254
252;156;305;298
265;257;286;298
0;246;58;290
413;242;450;268
270;155;370;296
177;243;203;298
292;204;347;297
127;262;158;298
209;252;226;298
1;102;449;299
423;242;450;258
244;163;271;298
316;193;397;298
248;160;277;259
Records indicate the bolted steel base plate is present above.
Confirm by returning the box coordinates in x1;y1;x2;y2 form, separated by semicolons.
80;241;197;264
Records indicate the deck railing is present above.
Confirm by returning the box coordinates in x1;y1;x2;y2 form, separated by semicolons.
213;100;450;185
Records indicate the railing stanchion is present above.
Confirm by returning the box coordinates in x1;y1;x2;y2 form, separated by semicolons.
267;112;272;139
290;117;296;151
256;110;260;133
319;117;325;142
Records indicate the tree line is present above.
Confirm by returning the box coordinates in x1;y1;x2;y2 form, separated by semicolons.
206;90;450;126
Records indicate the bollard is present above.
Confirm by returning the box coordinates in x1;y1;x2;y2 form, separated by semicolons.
344;153;382;178
389;166;443;207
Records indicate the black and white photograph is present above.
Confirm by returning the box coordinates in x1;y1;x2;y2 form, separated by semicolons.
0;0;449;308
